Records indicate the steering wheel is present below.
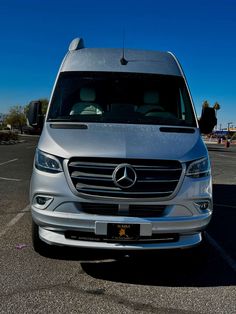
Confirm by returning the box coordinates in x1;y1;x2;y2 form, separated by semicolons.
144;108;164;116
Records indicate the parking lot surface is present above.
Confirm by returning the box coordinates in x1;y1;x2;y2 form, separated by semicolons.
0;138;235;313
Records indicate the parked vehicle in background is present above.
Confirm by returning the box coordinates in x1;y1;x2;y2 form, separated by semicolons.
28;38;215;254
22;125;41;135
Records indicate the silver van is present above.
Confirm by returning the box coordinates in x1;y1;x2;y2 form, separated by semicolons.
28;38;214;253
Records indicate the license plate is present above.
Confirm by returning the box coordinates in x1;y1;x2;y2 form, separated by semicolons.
107;223;140;240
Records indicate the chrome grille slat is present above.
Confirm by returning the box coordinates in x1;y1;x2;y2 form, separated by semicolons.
137;179;178;183
71;171;111;177
72;177;112;182
135;167;182;171
68;157;182;198
77;188;173;195
69;162;116;168
76;183;120;191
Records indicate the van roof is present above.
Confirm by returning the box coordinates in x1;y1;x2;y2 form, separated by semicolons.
61;48;182;77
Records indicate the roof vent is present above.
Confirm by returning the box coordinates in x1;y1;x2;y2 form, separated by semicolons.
69;38;84;51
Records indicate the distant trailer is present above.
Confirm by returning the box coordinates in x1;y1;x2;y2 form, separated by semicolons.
213;130;228;136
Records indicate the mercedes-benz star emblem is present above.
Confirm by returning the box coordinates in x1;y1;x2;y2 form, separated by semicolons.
113;164;137;189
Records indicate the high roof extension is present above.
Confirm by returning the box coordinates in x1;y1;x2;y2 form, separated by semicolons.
61;37;182;76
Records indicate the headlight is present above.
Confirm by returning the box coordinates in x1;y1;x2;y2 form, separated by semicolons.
35;149;63;173
186;157;210;178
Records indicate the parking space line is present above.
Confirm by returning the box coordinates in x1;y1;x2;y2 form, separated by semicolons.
206;232;236;273
214;203;236;209
0;159;18;166
0;159;21;181
0;205;29;239
0;177;21;182
26;145;36;149
218;154;236;159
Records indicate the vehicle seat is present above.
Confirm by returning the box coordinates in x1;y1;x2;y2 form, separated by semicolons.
136;90;164;115
70;87;103;115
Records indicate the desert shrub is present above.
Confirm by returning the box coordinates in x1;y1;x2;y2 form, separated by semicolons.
0;131;19;141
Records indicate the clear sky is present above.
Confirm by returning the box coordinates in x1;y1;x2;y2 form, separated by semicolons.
0;0;235;128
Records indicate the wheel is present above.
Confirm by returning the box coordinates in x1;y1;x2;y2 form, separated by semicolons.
32;220;50;255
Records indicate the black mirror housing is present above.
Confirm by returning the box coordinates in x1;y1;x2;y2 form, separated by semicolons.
27;101;43;127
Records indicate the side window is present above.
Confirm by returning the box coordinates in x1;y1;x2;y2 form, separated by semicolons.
179;86;195;124
179;88;186;120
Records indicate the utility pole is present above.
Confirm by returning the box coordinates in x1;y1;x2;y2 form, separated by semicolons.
227;122;233;132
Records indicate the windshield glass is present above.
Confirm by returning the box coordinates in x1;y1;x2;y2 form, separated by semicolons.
47;72;196;127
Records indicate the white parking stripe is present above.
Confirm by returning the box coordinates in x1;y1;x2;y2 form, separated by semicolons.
218;154;236;159
0;158;18;166
26;145;36;149
0;177;21;182
206;232;236;273
214;203;236;209
0;159;21;181
0;205;29;239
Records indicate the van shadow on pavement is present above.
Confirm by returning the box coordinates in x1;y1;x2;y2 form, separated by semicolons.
80;183;235;288
208;184;236;261
80;242;236;287
42;183;236;287
43;238;236;287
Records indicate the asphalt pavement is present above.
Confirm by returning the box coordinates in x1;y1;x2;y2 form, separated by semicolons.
0;138;235;314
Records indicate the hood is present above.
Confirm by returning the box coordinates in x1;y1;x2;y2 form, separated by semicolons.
38;123;207;162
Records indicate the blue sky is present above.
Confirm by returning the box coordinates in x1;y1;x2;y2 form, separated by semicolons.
0;0;235;128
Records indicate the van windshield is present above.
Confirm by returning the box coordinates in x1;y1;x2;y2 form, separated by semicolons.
47;72;196;127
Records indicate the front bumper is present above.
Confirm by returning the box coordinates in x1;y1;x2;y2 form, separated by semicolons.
32;207;212;250
30;166;213;250
38;226;204;250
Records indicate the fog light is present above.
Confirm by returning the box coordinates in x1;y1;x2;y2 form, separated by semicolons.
36;196;47;205
33;195;53;209
194;201;210;211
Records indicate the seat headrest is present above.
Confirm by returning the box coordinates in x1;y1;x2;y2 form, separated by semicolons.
80;87;96;102
143;91;159;104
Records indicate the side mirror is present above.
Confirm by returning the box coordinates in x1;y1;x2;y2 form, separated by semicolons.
199;107;217;134
27;101;44;129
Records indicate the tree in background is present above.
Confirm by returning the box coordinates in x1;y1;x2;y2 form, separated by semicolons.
213;102;220;130
202;100;210;109
6;105;26;134
40;98;49;115
213;102;220;116
201;100;221;131
199;100;218;134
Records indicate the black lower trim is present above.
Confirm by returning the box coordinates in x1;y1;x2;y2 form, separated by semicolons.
64;230;179;244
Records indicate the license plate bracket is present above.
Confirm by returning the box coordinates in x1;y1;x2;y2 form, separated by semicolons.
107;223;140;240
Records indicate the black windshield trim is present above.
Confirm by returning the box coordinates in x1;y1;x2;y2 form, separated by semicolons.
50;123;88;129
160;127;195;133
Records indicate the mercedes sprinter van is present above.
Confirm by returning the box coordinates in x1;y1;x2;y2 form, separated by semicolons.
28;38;213;253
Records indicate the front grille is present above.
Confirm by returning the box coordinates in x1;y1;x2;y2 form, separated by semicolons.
81;203;118;216
64;230;179;244
68;157;182;198
80;203;166;217
129;205;165;217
